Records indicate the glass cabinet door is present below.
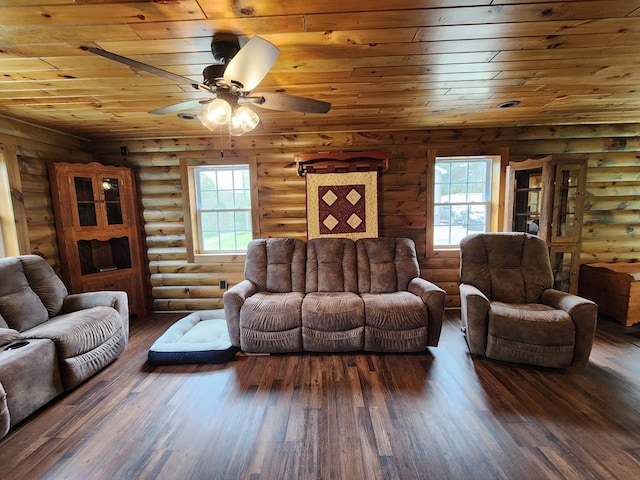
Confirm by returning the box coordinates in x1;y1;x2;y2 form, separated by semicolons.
512;168;543;235
102;177;124;225
551;164;582;243
73;176;98;226
549;246;580;294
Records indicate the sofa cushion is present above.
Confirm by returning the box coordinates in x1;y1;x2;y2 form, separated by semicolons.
245;238;306;293
306;238;358;293
302;292;364;351
23;306;124;359
356;238;420;293
362;291;429;351
0;288;49;332
21;255;67;318
0;256;50;331
240;292;304;352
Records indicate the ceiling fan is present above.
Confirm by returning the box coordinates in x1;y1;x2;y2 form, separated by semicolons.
87;34;331;135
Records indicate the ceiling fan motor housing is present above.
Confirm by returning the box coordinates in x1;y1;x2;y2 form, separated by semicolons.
211;34;241;64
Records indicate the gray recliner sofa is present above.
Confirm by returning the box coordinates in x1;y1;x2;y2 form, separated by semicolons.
223;237;446;353
0;255;129;439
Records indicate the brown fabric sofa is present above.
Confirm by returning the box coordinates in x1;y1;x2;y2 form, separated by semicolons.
459;232;598;368
224;237;446;353
0;255;129;439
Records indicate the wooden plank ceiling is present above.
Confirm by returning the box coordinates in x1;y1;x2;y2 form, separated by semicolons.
1;0;640;140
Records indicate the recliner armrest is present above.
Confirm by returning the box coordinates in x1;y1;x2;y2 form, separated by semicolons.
408;278;446;346
541;288;598;367
63;291;129;337
459;283;491;355
223;280;257;347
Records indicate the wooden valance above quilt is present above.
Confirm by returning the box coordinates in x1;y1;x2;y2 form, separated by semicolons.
294;149;390;176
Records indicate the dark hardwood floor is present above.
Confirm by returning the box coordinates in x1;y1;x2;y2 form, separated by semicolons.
1;311;639;480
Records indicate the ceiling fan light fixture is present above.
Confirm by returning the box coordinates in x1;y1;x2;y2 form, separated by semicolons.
197;98;232;130
229;106;260;136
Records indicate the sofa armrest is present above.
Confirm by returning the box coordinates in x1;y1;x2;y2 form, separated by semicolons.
541;288;598;367
0;328;20;347
63;291;129;338
459;283;491;355
223;280;257;348
408;278;446;346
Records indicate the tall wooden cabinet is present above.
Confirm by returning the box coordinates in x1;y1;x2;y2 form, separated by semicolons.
48;162;148;317
504;155;588;294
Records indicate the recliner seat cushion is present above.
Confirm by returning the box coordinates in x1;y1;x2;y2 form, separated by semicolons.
302;292;364;351
486;302;575;367
240;292;304;353
362;291;429;351
23;306;126;388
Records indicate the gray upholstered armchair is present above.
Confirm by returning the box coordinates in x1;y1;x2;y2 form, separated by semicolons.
459;232;597;368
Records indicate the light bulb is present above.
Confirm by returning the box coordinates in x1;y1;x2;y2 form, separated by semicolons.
197;98;232;130
229;106;259;136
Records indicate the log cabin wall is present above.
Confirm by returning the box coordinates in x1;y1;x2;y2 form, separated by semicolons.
0;116;92;274
92;123;640;312
4;114;638;312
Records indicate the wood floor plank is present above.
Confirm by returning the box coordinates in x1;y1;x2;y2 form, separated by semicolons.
1;311;640;479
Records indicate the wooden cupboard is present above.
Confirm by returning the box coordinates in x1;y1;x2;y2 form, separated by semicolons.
504;155;588;294
48;162;148;317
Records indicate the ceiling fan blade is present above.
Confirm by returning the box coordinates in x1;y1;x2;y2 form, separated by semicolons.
223;36;280;92
87;47;213;93
241;92;331;114
149;99;213;115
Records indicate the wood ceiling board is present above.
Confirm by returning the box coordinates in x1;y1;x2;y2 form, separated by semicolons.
197;0;488;18
129;16;306;40
0;1;206;27
0;24;140;44
304;2;640;31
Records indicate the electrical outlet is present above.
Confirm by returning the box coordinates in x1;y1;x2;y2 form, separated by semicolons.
219;280;227;289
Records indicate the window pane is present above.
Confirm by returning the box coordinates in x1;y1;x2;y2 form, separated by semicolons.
234;190;251;209
199;190;218;210
217;170;234;190
193;164;252;253
433;156;494;249
218;190;235;209
234;169;250;189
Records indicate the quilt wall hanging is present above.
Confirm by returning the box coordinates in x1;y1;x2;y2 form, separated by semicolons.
295;150;390;241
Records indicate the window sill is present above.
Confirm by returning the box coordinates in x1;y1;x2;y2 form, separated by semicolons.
193;253;247;264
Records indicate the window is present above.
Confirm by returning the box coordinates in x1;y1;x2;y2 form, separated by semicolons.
432;155;499;250
181;157;258;261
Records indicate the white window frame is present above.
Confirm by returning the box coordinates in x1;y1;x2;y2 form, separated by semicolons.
181;157;259;263
427;150;503;255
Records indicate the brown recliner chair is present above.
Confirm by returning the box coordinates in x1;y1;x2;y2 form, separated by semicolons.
459;232;597;368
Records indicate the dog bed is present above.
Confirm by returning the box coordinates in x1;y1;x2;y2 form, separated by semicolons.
148;310;238;365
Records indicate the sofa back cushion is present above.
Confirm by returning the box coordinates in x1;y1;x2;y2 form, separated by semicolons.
459;232;553;304
0;256;49;331
244;238;306;293
356;237;420;293
306;238;357;293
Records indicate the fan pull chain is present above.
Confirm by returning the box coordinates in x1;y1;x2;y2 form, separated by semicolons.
219;126;224;157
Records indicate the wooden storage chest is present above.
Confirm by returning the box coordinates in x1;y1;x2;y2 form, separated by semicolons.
578;262;640;327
